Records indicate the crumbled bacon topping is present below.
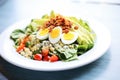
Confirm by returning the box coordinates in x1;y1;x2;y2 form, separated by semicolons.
44;15;73;33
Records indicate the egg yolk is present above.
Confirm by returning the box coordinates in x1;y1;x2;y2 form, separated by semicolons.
39;28;49;36
63;32;74;40
50;28;60;38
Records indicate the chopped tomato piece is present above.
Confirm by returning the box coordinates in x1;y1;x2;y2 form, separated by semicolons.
41;49;49;56
43;56;50;61
16;36;29;52
49;55;59;62
16;43;25;52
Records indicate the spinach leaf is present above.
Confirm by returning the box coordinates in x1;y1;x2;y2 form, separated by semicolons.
10;29;25;41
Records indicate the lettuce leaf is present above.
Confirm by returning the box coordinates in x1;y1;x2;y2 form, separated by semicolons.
56;48;78;61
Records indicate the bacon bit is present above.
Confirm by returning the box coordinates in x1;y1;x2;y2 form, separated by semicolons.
62;26;66;30
74;26;79;30
49;25;54;32
43;15;73;33
62;29;69;33
64;29;69;33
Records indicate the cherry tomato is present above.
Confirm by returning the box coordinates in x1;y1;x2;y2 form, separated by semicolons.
41;49;49;56
43;56;50;61
34;54;42;61
49;55;59;62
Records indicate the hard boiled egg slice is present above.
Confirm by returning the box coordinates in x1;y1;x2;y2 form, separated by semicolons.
36;28;49;40
61;31;78;44
49;26;62;44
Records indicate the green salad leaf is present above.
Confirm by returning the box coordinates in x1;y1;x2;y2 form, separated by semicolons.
10;29;25;41
56;48;78;61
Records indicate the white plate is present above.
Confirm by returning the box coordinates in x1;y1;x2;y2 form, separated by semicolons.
0;17;111;71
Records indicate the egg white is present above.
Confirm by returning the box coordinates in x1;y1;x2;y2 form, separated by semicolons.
61;31;78;44
49;26;62;44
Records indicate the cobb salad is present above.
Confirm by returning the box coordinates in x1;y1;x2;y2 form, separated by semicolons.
10;11;96;62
